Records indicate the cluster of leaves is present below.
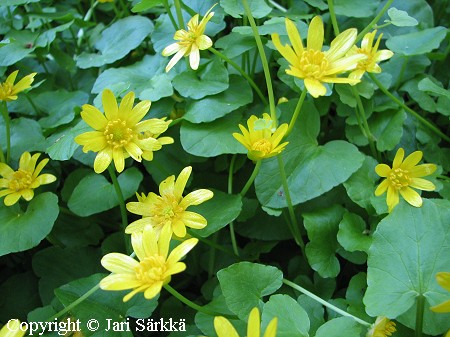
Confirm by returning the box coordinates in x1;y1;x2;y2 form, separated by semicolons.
0;0;449;336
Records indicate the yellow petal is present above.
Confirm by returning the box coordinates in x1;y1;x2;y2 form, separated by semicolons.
0;163;14;177
81;105;107;130
21;189;34;201
180;211;207;229
263;318;278;337
179;189;214;208
172;219;187;237
386;186;399;212
12;72;36;94
189;45;200;70
247;307;260;337
143;281;164;300
375;179;389;196
165;261;186;276
159;175;175;196
409;164;437;177
118;91;135;118
101;253;139;273
285;18;304;55
4;192;21;206
307;16;324;51
128;100;151;125
326;54;366;75
125;218;152;234
126;201;153;216
123;285;148;302
5;70;19;84
162;42;182;56
409;178;435;191
392;148;404;169
271;33;299;67
374;49;394;62
137;227;158;259
375;164;391;177
125;142;143;162
174;166;192;199
399;187;422;208
100;274;141;291
304;78;326;98
436;272;450;291
94;148;113;173
158;223;172;259
102;89;119;120
33;158;49;178
401;150;422;169
112;148;125;173
165;48;186;72
214;317;240;337
18;151;32;171
33;174;57;186
166;238;198;266
430;300;450;313
326;28;357;61
196;35;213;50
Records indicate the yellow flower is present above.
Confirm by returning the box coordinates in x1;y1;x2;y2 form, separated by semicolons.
366;316;396;337
430;272;450;313
0;71;36;102
74;89;173;173
214;307;278;337
272;16;366;98
375;148;436;212
0;152;56;206
0;319;27;337
100;224;197;302
125;166;213;237
347;30;394;80
232;113;289;161
162;6;215;72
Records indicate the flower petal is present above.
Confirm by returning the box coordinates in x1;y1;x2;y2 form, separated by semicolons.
386;186;399;212
189;45;200;70
125;142;143;162
94;148;113;173
392;148;404;169
285;18;304;55
375;164;391;177
81;105;107;130
100;274;141;291
101;253;139;273
125;218;153;234
375;179;389;196
409;164;437;177
307;16;324;51
174;166;192;199
401;150;422;170
409;178;435;191
304;78;326;98
32;173;57;187
0;163;14;178
159;175;175;196
172;219;187;238
11;72;36;94
128;100;151;125
196;35;213;50
21;189;34;201
165;261;186;276
271;33;299;66
263;318;278;337
166;238;198;266
430;300;450;313
179;189;214;208
165;49;186;72
214;317;240;337
326;28;357;61
4;192;21;206
399;186;422;208
143;281;163;300
112;148;125;173
180;211;207;229
102;89;119;120
247;307;260;337
118;91;135;118
162;43;181;56
157;223;172;259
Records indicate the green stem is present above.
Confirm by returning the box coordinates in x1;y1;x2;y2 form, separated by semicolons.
164;284;237;318
0;147;5;163
277;155;305;255
107;166;128;230
356;0;395;42
285;89;307;138
240;160;262;197
209;47;268;106
118;0;130;17
207;232;219;278
163;0;178;31
228;155;240;256
351;86;379;160
327;0;340;35
242;0;277;122
173;0;185;30
369;73;450;142
267;0;287;12
415;295;425;337
0;102;11;164
77;0;98;48
187;229;239;259
283;279;371;327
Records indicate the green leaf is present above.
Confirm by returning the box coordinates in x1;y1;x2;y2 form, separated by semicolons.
303;205;345;278
190;189;242;237
0;193;59;257
418;77;450;100
131;0;164;12
387;8;418;27
262;294;310;337
217;262;283;319
183;75;252;123
76;16;153;68
334;0;379;18
219;0;272;19
255;140;365;208
315;317;362;337
215;32;256;59
364;199;450;335
180;112;246;157
32;246;103;304
386;26;447;56
55;274;158;337
337;213;372;253
173;58;229;100
370;109;406;152
68;168;143;216
345;273;372;322
139;73;174;101
1;0;39;4
401;78;437;113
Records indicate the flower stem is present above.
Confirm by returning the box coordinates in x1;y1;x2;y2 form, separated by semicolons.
351;86;379;160
0;101;11;164
240;160;262;197
173;0;185;30
327;0;340;35
277;155;305;255
164;284;237;319
283;279;371;327
415;294;425;337
242;0;277;122
187;229;240;259
209;47;268;106
228;154;240;256
356;0;395;42
369;73;450;142
285;89;307;138
163;0;178;30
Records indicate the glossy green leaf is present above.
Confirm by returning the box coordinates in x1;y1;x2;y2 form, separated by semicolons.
46;120;91;161
131;0;164;12
68;168;143;216
190;189;242;237
315;317;362;337
334;0;379;18
337;213;372;253
370;109;406;151
364;199;450;335
387;8;418;27
183;75;252;123
217;262;283;319
219;0;272;19
303;205;345;278
262;294;310;337
0;193;59;257
76;16;153;68
418;77;450;100
386;26;447;56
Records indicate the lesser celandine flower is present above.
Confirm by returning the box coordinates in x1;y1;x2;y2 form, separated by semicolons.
214;307;278;337
0;71;36;102
126;166;213;237
347;30;394;80
162;5;215;72
0;152;56;206
375;148;436;212
74;89;173;173
366;316;396;337
0;319;27;337
100;225;198;302
271;16;366;98
233;113;289;161
430;272;450;313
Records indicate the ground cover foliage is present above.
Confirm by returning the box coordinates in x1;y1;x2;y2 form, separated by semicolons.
0;0;449;336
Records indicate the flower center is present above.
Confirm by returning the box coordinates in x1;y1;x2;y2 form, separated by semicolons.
104;119;133;149
152;195;184;228
0;82;13;99
9;169;33;191
135;255;167;284
388;168;411;190
252;139;272;154
355;48;372;69
300;50;329;78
